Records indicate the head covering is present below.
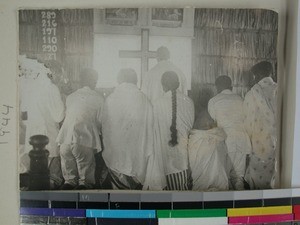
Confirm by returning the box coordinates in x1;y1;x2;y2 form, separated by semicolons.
19;55;51;81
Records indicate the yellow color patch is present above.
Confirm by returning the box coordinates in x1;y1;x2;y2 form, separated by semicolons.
227;206;292;217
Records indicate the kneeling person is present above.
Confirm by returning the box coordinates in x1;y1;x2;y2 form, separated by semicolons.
208;75;251;190
102;68;154;190
57;68;104;190
153;71;194;190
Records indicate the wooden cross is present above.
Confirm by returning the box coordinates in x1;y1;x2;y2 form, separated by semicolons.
119;29;157;85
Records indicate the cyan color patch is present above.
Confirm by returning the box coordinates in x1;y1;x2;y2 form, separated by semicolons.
86;209;156;218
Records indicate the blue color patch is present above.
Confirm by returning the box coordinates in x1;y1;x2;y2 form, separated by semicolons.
86;210;156;219
53;208;86;217
20;207;85;217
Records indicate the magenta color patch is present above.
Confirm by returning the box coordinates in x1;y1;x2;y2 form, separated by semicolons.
228;214;294;224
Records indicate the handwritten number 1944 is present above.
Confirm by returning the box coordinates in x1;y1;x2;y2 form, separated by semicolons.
0;105;13;144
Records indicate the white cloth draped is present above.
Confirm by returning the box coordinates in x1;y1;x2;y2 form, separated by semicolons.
244;77;277;160
101;83;154;186
21;74;65;157
244;77;277;189
141;60;187;103
56;87;104;151
153;90;194;176
188;128;229;191
208;89;251;154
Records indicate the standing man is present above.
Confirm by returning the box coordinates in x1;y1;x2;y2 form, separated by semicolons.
57;68;104;190
101;68;155;190
208;75;251;190
141;46;187;103
244;61;277;189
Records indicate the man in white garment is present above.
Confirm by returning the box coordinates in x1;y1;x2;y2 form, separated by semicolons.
57;68;104;190
153;71;194;190
19;57;65;189
141;46;187;103
208;75;251;190
244;61;277;189
101;68;154;190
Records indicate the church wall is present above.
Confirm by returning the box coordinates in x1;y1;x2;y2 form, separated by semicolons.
18;9;94;92
191;9;278;103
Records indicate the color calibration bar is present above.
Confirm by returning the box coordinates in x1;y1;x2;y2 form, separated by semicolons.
20;188;300;224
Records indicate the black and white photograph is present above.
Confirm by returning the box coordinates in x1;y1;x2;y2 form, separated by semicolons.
18;8;279;191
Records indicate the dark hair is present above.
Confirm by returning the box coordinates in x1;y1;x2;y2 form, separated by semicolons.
215;75;232;93
251;61;273;82
161;71;180;147
80;68;98;88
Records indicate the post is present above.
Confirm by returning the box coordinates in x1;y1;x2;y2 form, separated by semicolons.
28;135;50;190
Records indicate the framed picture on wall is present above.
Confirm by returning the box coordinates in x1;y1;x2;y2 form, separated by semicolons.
105;8;139;26
151;8;184;27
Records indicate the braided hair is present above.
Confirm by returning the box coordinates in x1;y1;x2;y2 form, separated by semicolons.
161;71;180;147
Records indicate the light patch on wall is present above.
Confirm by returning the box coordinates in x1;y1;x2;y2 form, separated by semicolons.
94;34;141;88
94;34;192;89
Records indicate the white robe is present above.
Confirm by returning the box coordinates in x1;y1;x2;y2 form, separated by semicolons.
56;87;104;151
21;75;65;157
141;60;187;103
188;128;229;191
243;77;277;160
101;83;154;186
208;89;251;154
243;77;277;189
153;90;194;176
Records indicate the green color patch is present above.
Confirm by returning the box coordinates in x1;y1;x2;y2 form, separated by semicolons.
156;209;227;218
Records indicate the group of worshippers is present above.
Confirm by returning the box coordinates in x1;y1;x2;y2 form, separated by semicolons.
19;46;277;191
193;65;277;191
